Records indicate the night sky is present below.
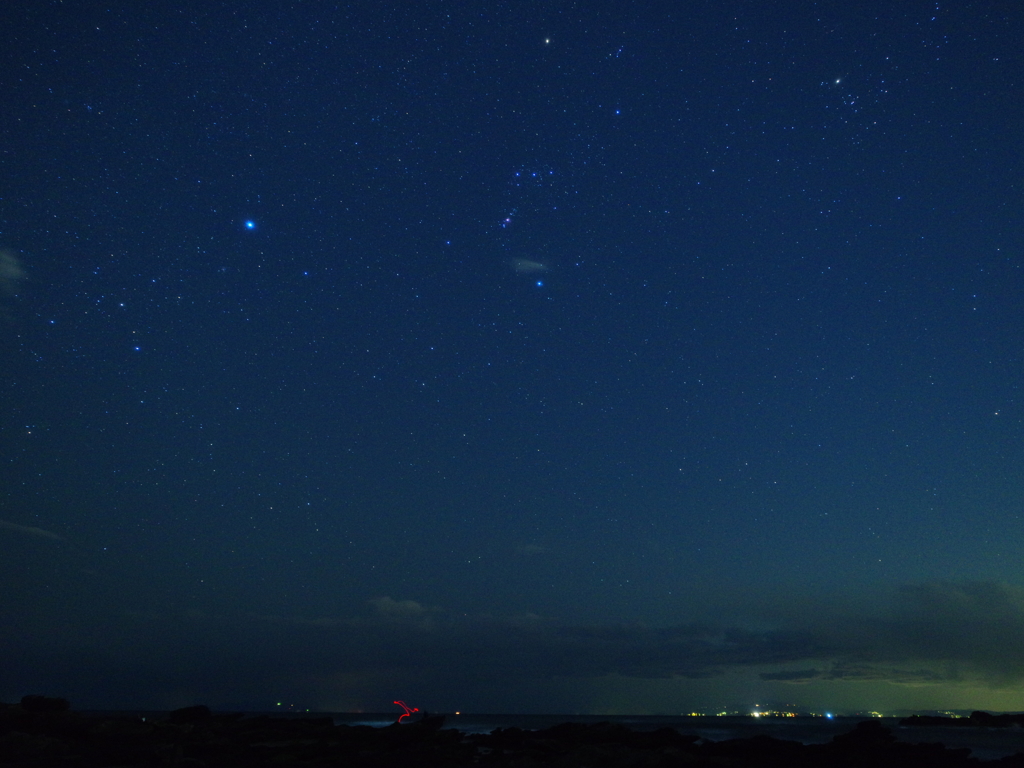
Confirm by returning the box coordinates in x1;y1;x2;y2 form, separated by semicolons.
3;1;1024;715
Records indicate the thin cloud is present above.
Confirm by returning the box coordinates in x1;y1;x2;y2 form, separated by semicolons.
512;258;548;273
517;544;547;555
760;669;820;682
0;250;26;297
0;519;65;542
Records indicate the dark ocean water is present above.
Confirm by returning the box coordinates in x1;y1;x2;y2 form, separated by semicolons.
334;714;1024;761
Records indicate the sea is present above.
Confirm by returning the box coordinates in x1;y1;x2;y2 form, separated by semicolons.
333;713;1024;761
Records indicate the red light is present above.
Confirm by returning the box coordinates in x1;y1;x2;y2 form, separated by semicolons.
393;700;419;723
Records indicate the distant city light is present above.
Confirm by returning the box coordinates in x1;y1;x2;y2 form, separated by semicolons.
747;709;801;718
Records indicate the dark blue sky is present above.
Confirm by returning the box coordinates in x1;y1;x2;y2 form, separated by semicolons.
3;0;1024;714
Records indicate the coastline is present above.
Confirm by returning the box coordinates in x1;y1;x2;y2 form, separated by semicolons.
3;698;1024;766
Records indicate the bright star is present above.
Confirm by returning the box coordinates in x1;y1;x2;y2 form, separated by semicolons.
244;220;256;230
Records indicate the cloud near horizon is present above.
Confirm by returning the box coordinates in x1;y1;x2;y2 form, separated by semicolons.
4;581;1023;710
258;581;1024;689
763;581;1024;688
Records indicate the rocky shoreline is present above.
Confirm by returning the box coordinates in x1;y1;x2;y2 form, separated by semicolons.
3;697;1023;767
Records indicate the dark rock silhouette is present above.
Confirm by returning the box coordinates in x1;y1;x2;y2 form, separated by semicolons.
168;704;213;723
832;717;898;747
19;695;70;713
414;710;446;730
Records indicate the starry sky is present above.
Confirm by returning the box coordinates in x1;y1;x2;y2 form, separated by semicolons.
3;0;1024;715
